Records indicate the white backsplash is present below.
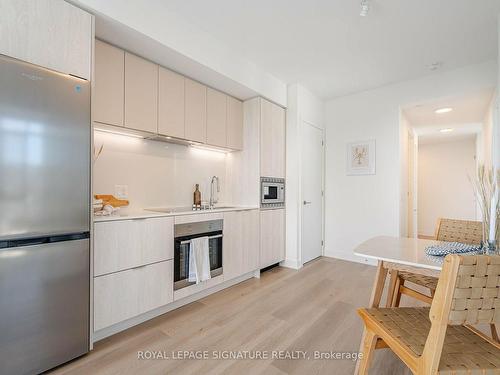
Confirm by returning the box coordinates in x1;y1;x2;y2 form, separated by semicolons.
93;131;228;210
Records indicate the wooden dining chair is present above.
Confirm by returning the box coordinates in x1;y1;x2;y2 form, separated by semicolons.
357;254;500;374
389;218;483;307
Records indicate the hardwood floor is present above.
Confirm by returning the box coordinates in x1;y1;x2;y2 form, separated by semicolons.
51;258;411;375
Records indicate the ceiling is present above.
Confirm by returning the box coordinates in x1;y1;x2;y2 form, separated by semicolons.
403;88;494;144
404;88;495;126
159;0;500;99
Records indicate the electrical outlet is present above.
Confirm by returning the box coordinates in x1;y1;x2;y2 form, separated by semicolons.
115;185;128;199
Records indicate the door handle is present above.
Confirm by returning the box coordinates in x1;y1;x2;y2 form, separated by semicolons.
303;201;312;205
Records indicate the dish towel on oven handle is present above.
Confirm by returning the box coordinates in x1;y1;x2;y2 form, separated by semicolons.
188;236;211;284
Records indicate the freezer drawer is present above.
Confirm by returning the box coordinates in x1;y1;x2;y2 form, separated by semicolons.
0;239;90;375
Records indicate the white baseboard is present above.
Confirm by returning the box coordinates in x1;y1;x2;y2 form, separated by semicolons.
93;271;257;342
322;250;377;266
280;258;302;269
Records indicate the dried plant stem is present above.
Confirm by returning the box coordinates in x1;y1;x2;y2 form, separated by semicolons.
469;165;497;247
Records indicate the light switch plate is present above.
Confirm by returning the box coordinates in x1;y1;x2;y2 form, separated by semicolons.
115;185;128;199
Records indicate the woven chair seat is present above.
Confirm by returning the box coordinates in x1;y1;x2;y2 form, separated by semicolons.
362;307;500;373
398;270;439;290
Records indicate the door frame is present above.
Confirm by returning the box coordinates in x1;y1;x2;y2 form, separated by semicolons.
298;119;325;266
408;130;419;238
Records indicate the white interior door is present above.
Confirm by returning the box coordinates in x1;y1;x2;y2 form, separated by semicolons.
301;121;324;264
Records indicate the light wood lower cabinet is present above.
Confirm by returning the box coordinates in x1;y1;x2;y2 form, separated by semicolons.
94;217;174;277
260;209;285;268
173;275;224;302
223;210;260;280
94;260;173;331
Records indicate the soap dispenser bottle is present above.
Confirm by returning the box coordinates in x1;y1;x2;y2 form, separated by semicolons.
193;184;201;209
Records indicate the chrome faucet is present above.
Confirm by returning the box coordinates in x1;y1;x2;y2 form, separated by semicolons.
209;176;220;208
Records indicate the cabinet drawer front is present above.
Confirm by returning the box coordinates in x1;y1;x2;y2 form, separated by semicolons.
173;275;224;302
94;220;142;276
94;260;173;331
94;217;174;276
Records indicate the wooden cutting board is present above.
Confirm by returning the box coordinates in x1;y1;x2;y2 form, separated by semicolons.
94;194;129;208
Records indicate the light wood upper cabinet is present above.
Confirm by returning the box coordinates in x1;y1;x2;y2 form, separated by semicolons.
260;208;285;268
185;78;207;143
91;42;245;149
158;67;185;138
0;0;92;80
206;88;227;147
93;41;124;126
260;99;286;178
124;52;158;133
226;96;244;150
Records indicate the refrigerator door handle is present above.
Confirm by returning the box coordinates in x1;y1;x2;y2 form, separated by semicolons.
0;232;90;249
10;237;49;247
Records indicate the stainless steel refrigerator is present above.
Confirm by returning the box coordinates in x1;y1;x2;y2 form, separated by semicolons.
0;55;90;374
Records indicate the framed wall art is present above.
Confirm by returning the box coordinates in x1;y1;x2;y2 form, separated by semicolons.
346;139;376;175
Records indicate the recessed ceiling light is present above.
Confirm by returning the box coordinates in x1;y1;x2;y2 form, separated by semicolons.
427;62;443;71
360;0;370;16
435;107;453;114
439;128;454;133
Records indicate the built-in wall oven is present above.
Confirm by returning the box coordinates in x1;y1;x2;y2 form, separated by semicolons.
261;177;285;208
174;220;223;290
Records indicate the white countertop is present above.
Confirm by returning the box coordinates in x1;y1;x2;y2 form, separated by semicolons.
93;206;260;222
353;235;444;271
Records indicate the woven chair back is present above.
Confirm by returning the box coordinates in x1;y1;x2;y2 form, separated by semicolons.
447;255;500;325
436;218;482;245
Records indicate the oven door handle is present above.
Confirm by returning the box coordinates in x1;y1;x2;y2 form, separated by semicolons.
180;234;223;245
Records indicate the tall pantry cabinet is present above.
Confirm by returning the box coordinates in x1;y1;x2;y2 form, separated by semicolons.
258;98;286;269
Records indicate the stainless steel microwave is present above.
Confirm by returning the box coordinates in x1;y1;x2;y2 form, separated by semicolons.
261;177;285;208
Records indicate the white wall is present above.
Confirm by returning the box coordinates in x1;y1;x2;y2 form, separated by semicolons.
479;94;496;169
93;132;227;211
285;84;324;269
324;60;497;263
417;137;477;237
